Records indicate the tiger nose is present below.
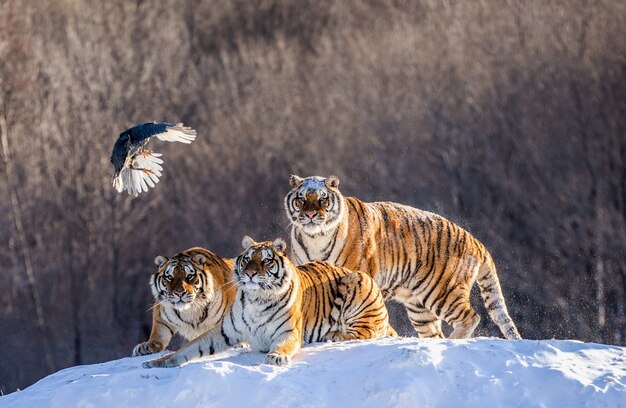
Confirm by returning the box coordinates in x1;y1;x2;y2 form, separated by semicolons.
245;270;255;278
304;211;316;219
174;289;185;296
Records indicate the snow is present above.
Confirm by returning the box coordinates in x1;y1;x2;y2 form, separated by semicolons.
2;337;625;408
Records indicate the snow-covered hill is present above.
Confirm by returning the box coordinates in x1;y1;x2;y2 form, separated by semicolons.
2;337;625;408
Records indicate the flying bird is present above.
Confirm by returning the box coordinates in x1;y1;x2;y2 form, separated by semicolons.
110;122;196;196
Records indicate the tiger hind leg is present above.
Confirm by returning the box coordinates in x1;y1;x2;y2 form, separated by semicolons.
405;303;444;339
326;272;392;341
322;330;352;342
447;309;480;339
441;289;480;339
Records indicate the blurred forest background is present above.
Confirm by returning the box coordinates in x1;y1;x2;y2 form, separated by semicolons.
1;0;624;393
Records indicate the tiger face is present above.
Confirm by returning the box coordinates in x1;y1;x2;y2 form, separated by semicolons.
284;175;344;235
234;236;290;292
151;253;208;311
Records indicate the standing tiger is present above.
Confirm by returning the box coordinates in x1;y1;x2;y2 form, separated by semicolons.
285;175;521;340
132;247;236;357
144;236;395;368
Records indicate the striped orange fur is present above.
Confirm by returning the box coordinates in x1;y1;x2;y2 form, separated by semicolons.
143;237;395;368
132;247;237;357
285;175;521;339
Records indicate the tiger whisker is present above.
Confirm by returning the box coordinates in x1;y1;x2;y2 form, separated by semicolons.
157;299;171;309
190;299;205;310
282;220;294;232
219;279;237;288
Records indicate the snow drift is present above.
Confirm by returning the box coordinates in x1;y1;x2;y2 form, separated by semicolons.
2;337;625;408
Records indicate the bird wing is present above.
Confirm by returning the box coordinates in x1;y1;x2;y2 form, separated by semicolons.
154;122;197;144
110;134;130;173
112;152;164;196
110;123;165;174
110;121;196;196
126;122;171;143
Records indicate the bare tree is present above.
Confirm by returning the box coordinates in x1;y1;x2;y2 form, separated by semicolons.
1;0;624;393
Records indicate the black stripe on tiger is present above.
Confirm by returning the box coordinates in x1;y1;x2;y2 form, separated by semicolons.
285;175;521;340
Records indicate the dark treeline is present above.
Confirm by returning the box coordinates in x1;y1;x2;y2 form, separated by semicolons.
1;0;624;393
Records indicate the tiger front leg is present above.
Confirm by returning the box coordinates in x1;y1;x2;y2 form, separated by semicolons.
265;353;290;366
143;350;188;368
132;306;173;356
143;324;235;368
132;340;166;357
265;330;301;366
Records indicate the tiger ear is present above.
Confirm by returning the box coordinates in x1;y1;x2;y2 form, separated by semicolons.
242;235;256;250
289;174;304;188
272;238;287;253
325;175;340;189
193;254;206;265
154;255;168;267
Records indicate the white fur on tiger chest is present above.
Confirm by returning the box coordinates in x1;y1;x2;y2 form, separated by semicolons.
292;227;343;265
228;286;299;353
229;300;286;352
161;303;223;341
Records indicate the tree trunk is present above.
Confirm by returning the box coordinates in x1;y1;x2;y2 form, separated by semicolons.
0;96;55;373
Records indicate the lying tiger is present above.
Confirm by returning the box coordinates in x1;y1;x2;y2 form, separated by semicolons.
285;175;521;340
132;247;236;357
144;236;396;368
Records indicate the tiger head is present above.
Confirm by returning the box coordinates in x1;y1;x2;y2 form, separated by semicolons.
284;174;345;235
234;236;293;293
151;249;217;311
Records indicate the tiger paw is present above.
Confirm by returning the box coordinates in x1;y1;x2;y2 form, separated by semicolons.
322;331;347;342
264;352;290;366
132;341;164;357
142;353;182;369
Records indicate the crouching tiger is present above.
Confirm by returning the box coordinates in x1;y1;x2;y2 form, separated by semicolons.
144;236;396;368
132;247;236;357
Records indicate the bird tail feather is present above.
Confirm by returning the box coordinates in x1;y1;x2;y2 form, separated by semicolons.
112;151;164;196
